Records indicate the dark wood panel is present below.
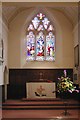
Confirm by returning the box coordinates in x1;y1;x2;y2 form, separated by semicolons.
7;69;73;99
2;85;5;102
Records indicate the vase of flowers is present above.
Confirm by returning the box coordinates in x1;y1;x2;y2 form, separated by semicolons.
57;70;76;99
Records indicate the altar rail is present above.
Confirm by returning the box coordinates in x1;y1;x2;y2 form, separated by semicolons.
7;69;73;99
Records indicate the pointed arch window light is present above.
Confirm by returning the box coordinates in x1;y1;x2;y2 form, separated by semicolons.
26;12;55;61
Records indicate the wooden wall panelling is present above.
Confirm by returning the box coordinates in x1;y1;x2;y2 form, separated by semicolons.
7;69;73;99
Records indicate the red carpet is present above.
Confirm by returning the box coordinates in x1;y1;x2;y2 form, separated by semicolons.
2;98;79;110
2;98;80;119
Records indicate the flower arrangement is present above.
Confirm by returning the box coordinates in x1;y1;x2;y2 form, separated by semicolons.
57;70;76;93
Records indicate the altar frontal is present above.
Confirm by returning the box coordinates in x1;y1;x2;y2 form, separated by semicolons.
26;82;56;98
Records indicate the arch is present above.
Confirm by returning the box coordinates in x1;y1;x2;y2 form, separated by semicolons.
20;7;63;67
25;8;56;61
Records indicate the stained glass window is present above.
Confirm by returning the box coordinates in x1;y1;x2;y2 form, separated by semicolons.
32;17;40;29
36;32;45;61
48;25;54;31
37;13;45;19
26;12;55;61
46;32;55;61
28;24;34;31
37;25;44;31
26;32;35;61
42;17;50;29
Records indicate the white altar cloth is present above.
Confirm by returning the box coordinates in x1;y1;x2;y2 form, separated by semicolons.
26;82;56;98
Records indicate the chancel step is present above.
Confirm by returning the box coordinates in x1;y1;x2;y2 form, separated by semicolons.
2;98;80;110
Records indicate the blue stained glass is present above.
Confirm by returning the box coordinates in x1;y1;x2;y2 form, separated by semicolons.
26;13;55;62
46;32;55;61
42;17;50;29
36;32;45;61
26;32;35;61
32;17;40;29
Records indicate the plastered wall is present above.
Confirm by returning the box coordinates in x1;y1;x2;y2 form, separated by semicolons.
73;22;80;85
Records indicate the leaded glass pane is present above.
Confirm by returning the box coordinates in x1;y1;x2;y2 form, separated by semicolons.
46;32;55;61
28;24;34;31
32;17;40;29
37;13;45;20
36;32;45;61
26;12;55;62
42;17;50;29
26;32;35;61
48;25;53;31
37;25;44;31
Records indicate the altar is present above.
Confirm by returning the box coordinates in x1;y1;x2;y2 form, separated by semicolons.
26;82;56;98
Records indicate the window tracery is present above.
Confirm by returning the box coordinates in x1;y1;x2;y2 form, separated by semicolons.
26;13;55;61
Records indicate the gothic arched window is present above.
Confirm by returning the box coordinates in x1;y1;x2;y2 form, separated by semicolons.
26;13;55;61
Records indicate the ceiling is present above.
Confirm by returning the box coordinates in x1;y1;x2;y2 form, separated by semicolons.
2;2;78;27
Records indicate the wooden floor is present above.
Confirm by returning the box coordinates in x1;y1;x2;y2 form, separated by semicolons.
1;98;80;120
